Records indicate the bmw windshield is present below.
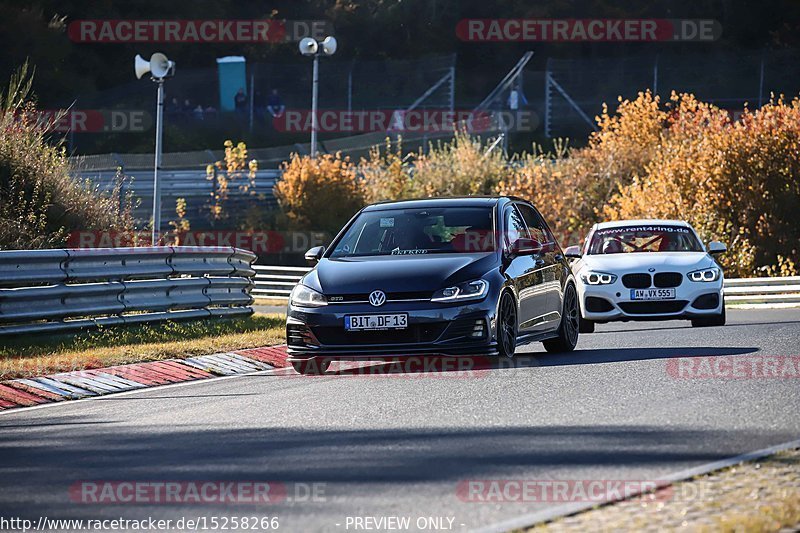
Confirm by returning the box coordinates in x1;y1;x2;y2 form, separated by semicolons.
329;207;496;258
588;225;703;254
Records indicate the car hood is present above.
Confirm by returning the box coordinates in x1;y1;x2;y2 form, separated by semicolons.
302;253;497;294
577;252;715;273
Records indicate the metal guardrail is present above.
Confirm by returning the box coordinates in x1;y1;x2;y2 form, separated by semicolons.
252;267;800;306
0;246;256;336
252;265;311;300
724;276;800;304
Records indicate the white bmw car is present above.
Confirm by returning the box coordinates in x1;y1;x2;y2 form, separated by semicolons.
564;220;727;333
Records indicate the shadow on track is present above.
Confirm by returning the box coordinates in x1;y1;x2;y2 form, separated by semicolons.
320;346;758;376
590;320;800;334
1;420;795;520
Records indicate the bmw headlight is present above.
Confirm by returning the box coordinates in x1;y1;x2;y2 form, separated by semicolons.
580;271;617;285
688;267;720;282
290;284;327;307
432;279;488;302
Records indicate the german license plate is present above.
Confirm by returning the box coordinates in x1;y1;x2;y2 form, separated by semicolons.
345;313;408;331
630;288;676;300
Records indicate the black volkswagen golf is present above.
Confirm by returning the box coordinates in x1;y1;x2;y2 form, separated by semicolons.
286;196;579;374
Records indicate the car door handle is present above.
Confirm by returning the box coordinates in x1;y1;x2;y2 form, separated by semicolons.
534;258;545;267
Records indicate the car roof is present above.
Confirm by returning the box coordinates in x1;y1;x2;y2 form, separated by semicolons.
594;219;692;230
362;196;503;211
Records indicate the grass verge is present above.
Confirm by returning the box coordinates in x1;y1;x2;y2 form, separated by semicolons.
253;297;290;307
0;313;285;380
529;448;800;532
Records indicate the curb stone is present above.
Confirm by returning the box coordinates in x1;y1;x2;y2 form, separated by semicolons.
0;345;289;411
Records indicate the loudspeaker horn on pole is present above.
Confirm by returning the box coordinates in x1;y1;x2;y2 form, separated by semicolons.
134;53;175;80
134;54;151;79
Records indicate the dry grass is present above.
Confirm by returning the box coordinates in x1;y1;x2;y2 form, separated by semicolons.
253;297;290;307
0;313;285;380
530;449;800;532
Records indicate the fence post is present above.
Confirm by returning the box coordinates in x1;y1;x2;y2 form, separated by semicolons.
449;65;456;113
116;166;127;215
653;55;659;95
544;59;552;138
348;61;354;113
758;52;765;108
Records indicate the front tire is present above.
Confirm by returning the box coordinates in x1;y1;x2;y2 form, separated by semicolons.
543;283;580;353
291;358;331;375
578;315;595;334
691;302;726;327
497;291;518;358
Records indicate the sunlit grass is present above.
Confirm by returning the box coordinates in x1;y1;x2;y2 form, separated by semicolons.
253;297;290;307
0;313;285;380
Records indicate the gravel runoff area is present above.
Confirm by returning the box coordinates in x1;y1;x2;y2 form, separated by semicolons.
529;448;800;532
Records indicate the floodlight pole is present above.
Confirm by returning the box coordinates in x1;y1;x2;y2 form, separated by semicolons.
310;54;320;158
151;79;165;245
300;36;335;158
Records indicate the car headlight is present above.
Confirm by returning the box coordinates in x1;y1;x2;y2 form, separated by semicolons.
431;279;488;302
688;267;720;282
290;284;327;307
580;271;617;285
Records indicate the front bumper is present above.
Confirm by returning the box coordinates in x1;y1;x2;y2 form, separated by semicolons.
577;278;724;322
286;299;498;361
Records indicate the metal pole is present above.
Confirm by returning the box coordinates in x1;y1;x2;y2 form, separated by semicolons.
758;54;765;108
249;72;255;132
347;61;353;113
151;80;164;245
449;66;455;113
653;56;659;95
310;54;319;158
544;70;551;138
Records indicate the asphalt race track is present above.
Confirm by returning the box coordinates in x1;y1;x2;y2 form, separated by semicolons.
1;308;799;532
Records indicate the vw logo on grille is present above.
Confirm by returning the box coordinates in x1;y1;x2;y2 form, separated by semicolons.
368;290;386;307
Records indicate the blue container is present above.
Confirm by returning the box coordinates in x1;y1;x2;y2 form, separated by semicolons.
216;56;247;112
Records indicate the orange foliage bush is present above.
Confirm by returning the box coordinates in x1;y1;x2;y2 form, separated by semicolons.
360;138;413;204
501;90;800;277
603;93;800;276
276;92;798;277
274;152;366;234
360;132;509;203
499;91;665;246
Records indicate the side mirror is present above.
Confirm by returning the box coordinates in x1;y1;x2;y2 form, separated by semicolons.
564;245;582;259
708;241;727;254
304;245;325;264
510;237;543;256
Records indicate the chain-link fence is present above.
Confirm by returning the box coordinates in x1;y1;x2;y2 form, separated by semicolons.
65;55;456;154
538;49;800;138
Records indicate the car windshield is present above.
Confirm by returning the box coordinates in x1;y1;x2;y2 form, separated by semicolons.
588;225;703;254
329;206;496;258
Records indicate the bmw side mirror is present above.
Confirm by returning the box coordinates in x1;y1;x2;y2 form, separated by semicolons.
304;245;325;265
708;241;727;254
564;245;582;259
510;237;543;256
